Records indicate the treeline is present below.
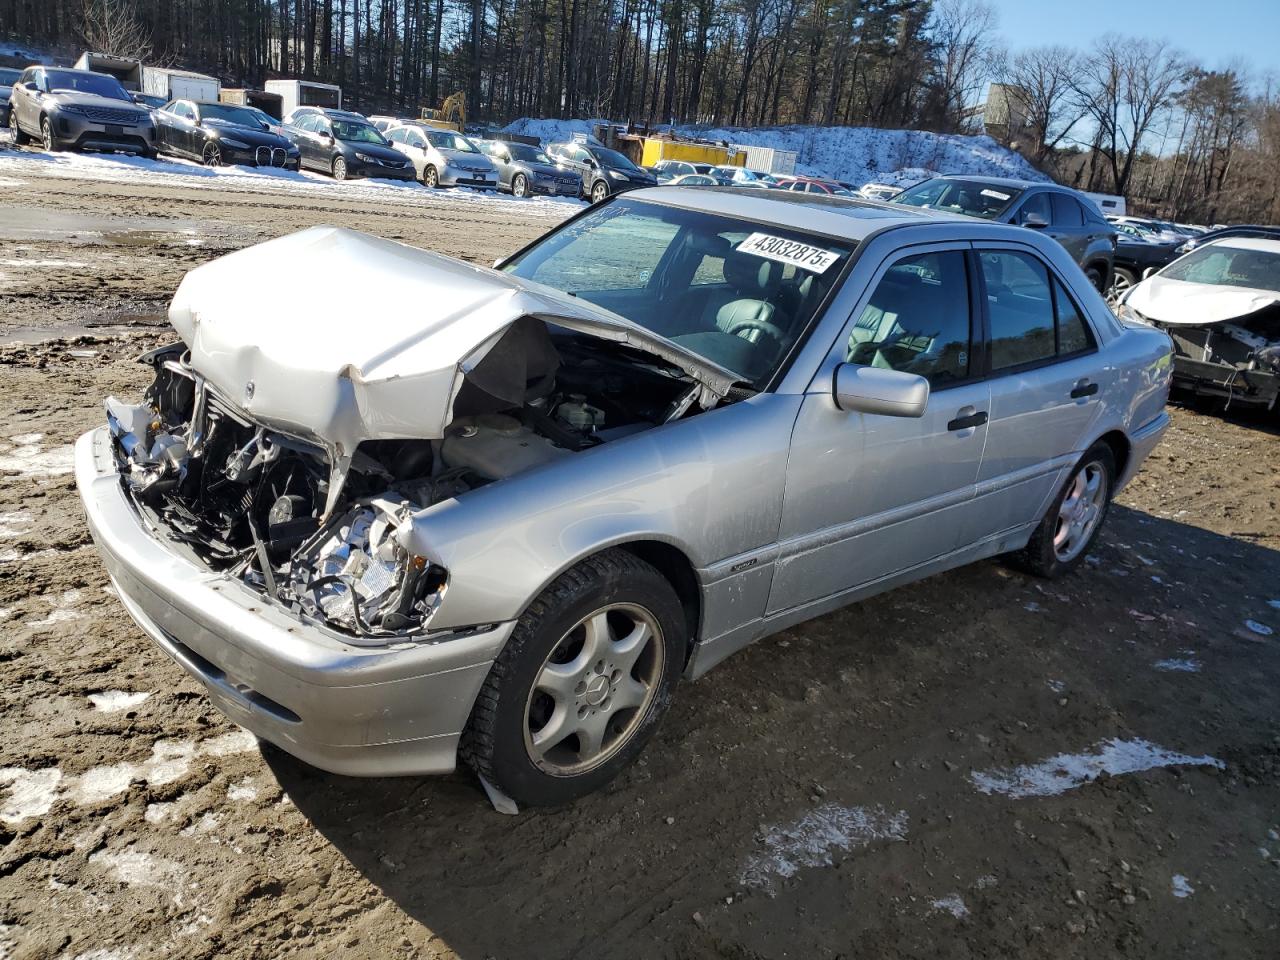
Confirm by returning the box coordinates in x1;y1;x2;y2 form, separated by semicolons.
2;0;998;132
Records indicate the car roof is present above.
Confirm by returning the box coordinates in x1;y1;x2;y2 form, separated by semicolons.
1206;236;1280;253
925;174;1045;189
626;186;966;241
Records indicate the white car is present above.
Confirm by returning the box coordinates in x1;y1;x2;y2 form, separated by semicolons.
1116;237;1280;409
858;183;903;201
384;123;499;189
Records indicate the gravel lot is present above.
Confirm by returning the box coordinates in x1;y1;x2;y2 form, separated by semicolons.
1;145;1278;960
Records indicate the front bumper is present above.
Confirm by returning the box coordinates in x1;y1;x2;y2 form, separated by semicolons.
222;144;300;170
76;427;514;776
530;176;581;196
439;167;498;189
350;158;417;181
1171;356;1279;408
53;111;153;154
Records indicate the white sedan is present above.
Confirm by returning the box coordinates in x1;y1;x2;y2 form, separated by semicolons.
1116;236;1280;409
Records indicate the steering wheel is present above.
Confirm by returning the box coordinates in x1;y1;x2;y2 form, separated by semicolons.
725;318;787;351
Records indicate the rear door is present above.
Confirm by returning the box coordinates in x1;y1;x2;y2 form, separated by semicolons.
767;244;991;615
1048;192;1089;264
969;246;1105;540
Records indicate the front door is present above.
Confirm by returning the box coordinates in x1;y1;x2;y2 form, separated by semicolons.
767;245;990;615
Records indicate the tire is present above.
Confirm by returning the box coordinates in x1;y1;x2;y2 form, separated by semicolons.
332;156;348;181
1084;263;1106;294
40;116;59;152
13;121;31;145
590;179;609;203
201;141;222;167
1011;442;1115;578
461;549;685;806
1109;266;1138;300
423;165;439;188
511;173;529;198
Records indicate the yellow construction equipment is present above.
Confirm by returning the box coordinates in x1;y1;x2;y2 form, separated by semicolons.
420;92;466;132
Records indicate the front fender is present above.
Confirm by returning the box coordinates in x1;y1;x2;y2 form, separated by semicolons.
405;393;801;631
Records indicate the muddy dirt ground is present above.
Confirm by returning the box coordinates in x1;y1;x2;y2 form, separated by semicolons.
0;147;1278;960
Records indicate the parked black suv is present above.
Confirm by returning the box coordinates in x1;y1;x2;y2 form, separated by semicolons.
282;108;414;181
547;141;657;203
893;176;1116;292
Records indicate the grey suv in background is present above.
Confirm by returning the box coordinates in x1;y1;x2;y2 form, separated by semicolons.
0;66;21;127
893;176;1116;291
477;139;581;197
547;141;657;202
9;66;156;156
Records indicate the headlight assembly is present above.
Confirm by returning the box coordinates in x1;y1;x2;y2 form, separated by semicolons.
607;169;627;180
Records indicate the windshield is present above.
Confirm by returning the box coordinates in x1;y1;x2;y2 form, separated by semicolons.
893;178;1023;219
198;102;267;128
427;130;478;152
333;120;388;144
0;68;20;85
502;197;854;387
44;70;131;102
1161;244;1280;291
245;107;276;126
592;147;641;172
508;142;553;164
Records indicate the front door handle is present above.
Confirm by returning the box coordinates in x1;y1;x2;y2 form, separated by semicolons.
947;409;988;431
1070;380;1099;399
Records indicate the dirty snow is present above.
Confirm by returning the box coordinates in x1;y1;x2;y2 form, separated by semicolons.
0;731;259;824
29;589;86;627
89;847;185;889
1154;658;1202;673
739;804;908;891
970;738;1224;799
929;893;970;918
502;117;1048;188
1171;874;1195;898
87;691;152;713
0;511;32;538
1244;620;1273;637
0;433;74;477
227;778;258;803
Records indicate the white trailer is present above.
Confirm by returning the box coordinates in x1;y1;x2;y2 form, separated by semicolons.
264;79;343;117
730;143;798;176
73;52;143;90
142;66;220;103
1085;191;1126;217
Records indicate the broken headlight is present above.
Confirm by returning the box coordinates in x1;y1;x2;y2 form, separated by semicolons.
286;495;445;637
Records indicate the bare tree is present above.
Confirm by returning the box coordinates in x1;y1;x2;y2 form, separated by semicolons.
79;0;153;60
928;0;1002;133
1002;45;1087;165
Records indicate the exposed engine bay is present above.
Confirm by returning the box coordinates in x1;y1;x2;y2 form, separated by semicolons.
1158;307;1280;409
105;322;705;641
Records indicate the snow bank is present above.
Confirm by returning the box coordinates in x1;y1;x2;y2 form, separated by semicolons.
501;117;1049;188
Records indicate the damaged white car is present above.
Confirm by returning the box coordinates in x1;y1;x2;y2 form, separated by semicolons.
1117;237;1280;410
78;190;1173;806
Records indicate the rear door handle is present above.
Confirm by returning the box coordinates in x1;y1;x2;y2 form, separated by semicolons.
1070;381;1099;399
947;410;988;431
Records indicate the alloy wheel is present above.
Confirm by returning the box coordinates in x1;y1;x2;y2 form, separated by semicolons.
513;174;528;198
523;603;664;776
333;157;347;180
591;180;608;203
41;118;54;152
1054;460;1108;562
425;165;438;188
202;142;222;167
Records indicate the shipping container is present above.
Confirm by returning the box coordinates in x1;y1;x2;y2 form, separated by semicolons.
73;52;143;90
142;66;219;103
219;88;284;119
265;79;342;116
729;144;798;176
638;138;745;168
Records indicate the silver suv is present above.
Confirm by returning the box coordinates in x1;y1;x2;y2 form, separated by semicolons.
9;66;155;156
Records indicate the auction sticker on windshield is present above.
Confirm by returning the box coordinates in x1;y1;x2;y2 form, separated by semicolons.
739;233;840;274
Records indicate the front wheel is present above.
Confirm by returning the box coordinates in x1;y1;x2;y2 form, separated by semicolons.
461;549;685;806
1012;442;1115;578
590;179;609;203
41;117;59;152
423;165;439;188
1084;264;1106;293
332;156;348;181
1109;266;1138;302
202;141;222;167
511;173;529;198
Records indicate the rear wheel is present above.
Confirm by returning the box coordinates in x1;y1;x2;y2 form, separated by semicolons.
1012;442;1115;578
511;173;529;198
332;156;348;181
461;549;685;806
1084;264;1106;293
591;179;609;203
423;165;439;188
12;121;31;145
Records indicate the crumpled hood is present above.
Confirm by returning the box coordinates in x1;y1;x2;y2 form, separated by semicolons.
169;226;738;454
1126;274;1280;326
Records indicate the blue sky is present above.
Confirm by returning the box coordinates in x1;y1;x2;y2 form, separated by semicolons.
985;0;1280;78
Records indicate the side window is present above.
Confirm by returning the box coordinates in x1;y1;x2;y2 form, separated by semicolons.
847;251;972;387
409;132;426;148
1017;192;1051;225
982;251;1095;370
1050;193;1085;227
387;127;405;143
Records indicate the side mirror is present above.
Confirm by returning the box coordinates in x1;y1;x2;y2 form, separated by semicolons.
832;364;929;418
1020;210;1049;228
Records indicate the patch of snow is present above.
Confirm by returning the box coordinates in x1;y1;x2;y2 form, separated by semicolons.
930;893;969;918
1046;679;1066;694
0;606;12;621
973;874;998;889
87;691;151;713
179;812;222;837
0;434;74;478
0;511;33;538
1153;657;1201;672
0;767;63;823
1023;601;1043;613
72;950;138;960
970;738;1224;799
227;777;258;803
1171;874;1194;898
0;258;88;268
1244;620;1273;636
89;847;183;889
739;803;908;892
1267;599;1280;610
29;589;86;627
143;801;177;824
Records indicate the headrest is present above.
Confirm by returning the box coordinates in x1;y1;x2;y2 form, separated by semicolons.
723;250;784;294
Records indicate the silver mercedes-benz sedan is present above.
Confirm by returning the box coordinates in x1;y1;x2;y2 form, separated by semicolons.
76;189;1173;806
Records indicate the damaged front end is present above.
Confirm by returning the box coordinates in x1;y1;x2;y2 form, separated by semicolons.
107;345;450;641
1158;312;1280;410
